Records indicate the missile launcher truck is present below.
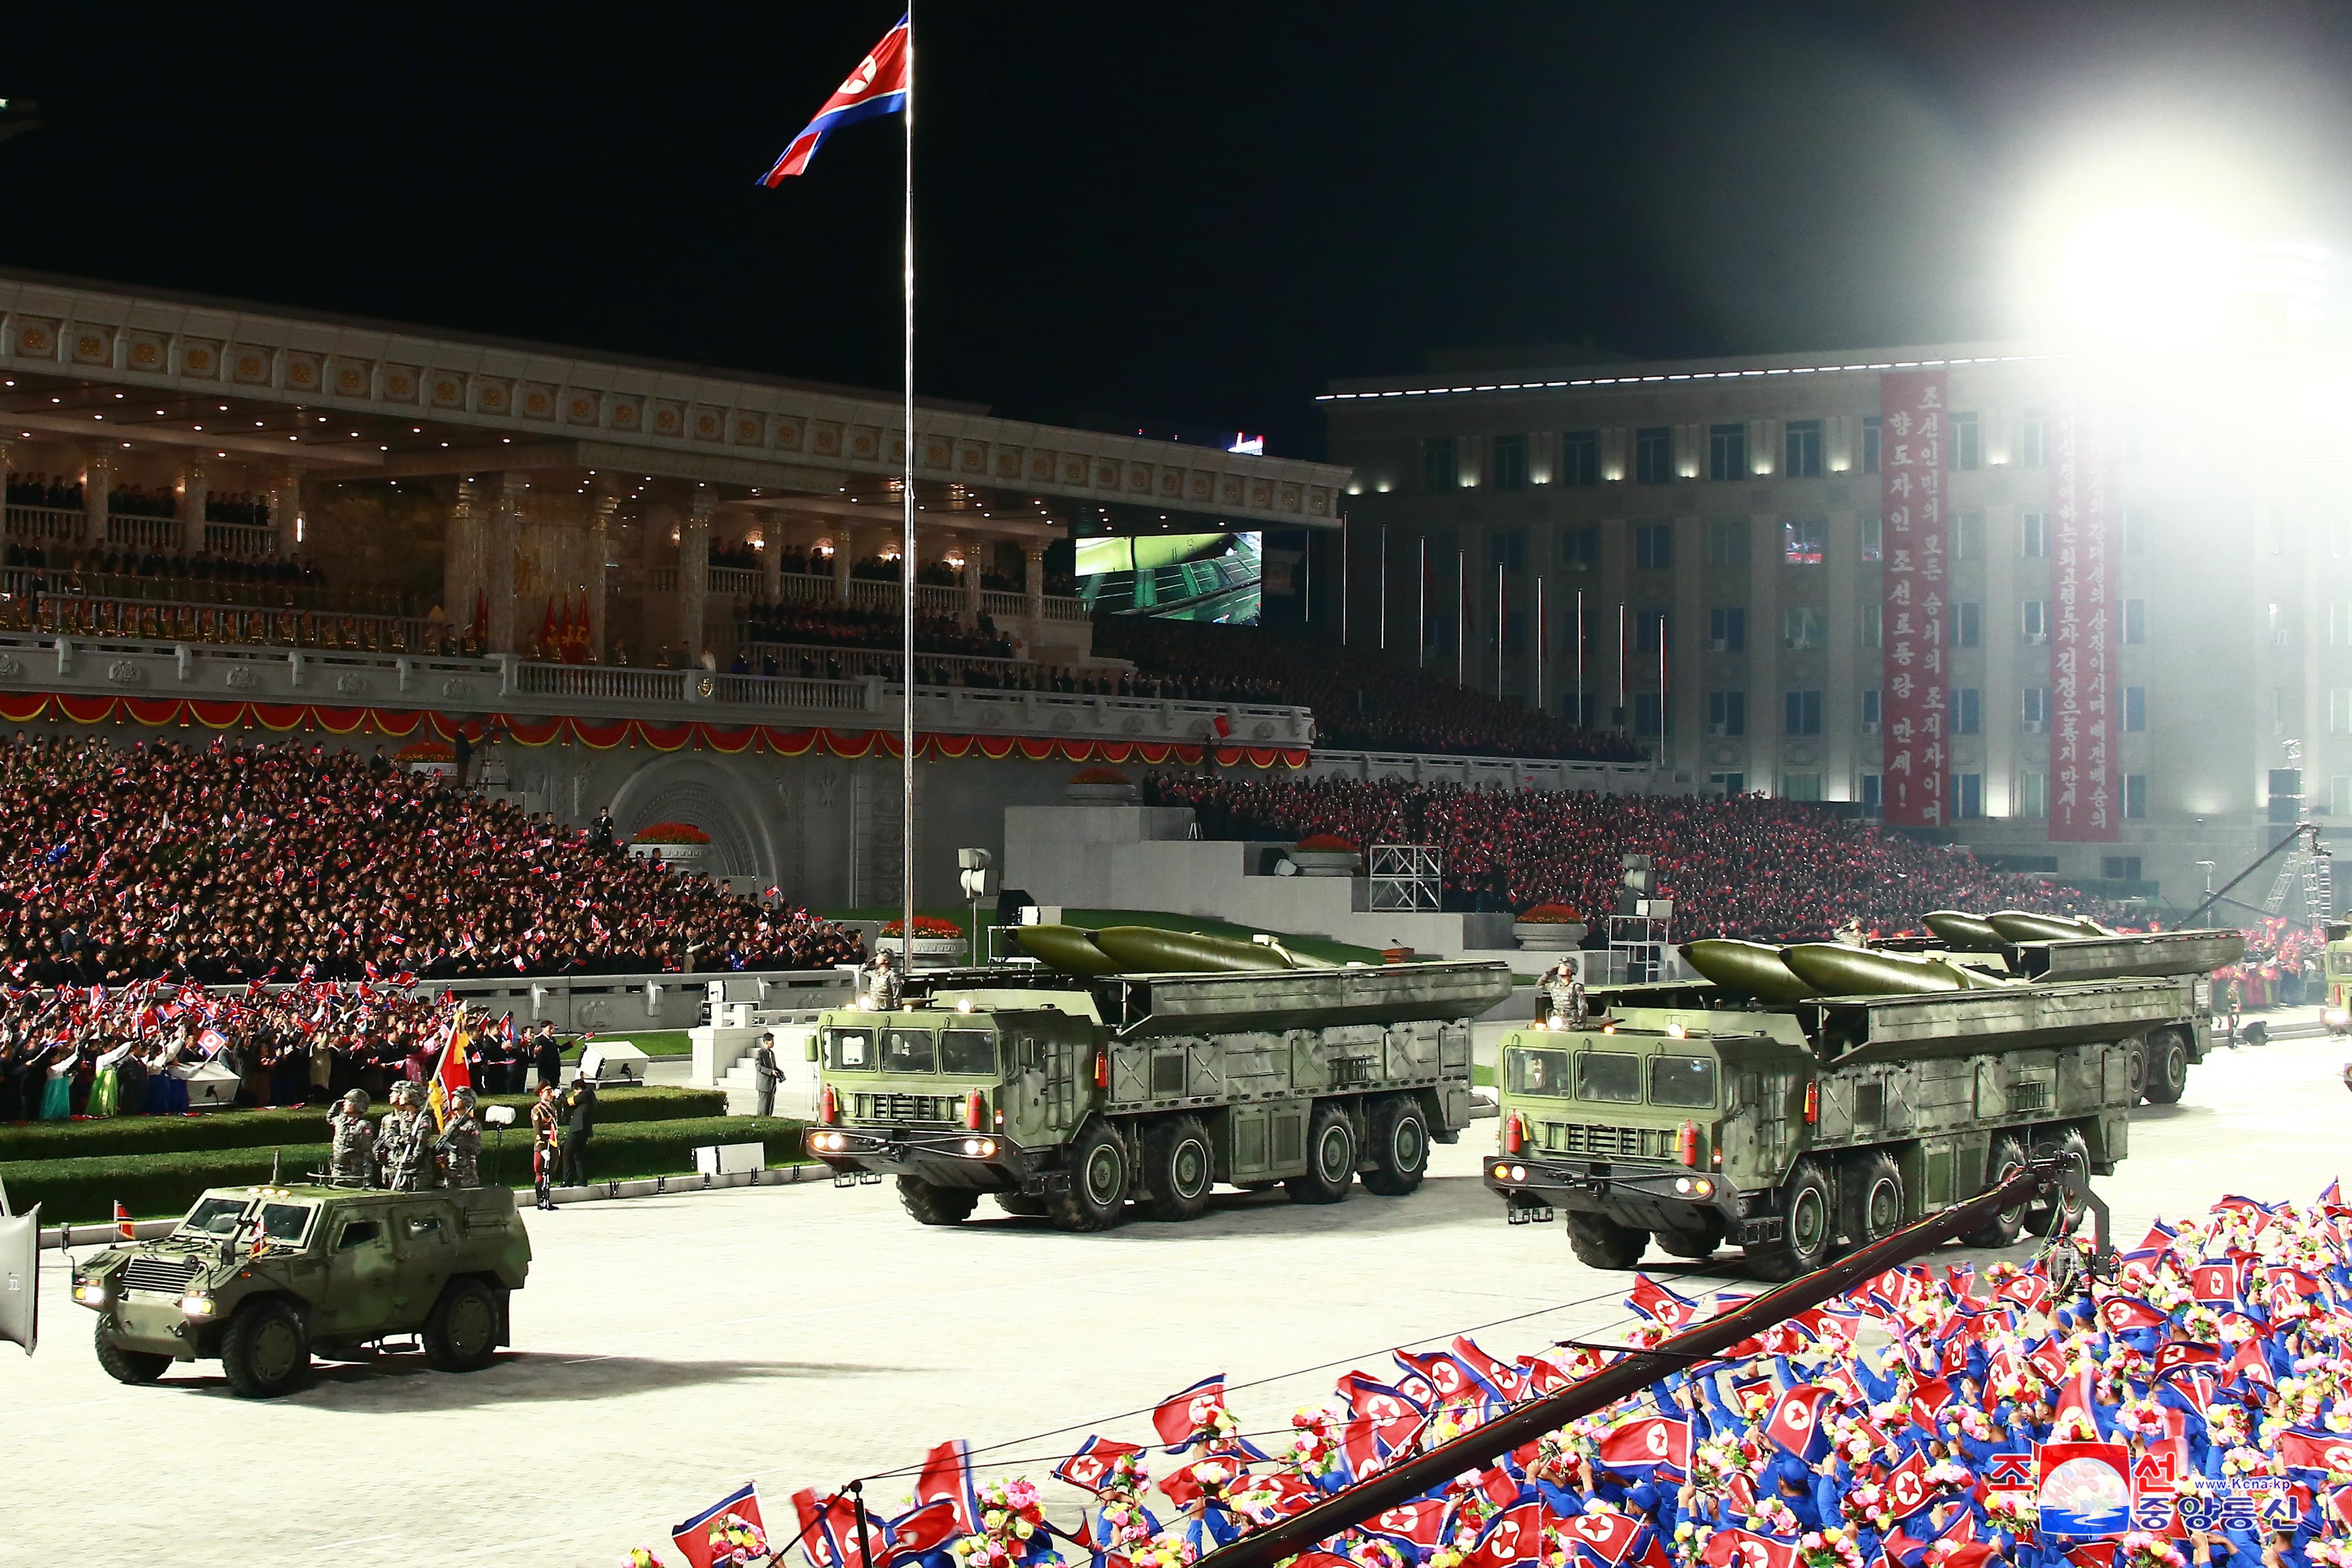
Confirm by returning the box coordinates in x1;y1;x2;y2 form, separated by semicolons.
1485;923;2240;1280
805;923;1514;1230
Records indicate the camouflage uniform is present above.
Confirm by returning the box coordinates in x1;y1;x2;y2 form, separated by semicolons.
327;1090;376;1186
435;1088;483;1189
379;1083;433;1191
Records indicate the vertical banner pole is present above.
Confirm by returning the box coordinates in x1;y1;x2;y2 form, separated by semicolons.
1575;588;1585;729
1378;524;1387;651
1417;536;1427;669
1658;613;1667;758
899;6;918;968
1340;514;1349;647
1617;602;1627;725
1456;549;1466;687
1535;574;1545;713
1495;561;1505;695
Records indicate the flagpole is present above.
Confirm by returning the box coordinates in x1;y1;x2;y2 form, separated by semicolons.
900;6;917;970
1416;535;1426;670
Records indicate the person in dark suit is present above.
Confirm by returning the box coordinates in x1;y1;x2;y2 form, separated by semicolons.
532;1022;564;1090
558;1078;596;1186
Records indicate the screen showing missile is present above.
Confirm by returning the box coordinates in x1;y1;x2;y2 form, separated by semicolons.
1075;530;1261;623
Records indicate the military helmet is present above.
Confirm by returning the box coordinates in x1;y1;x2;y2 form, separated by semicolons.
450;1085;477;1109
341;1088;371;1113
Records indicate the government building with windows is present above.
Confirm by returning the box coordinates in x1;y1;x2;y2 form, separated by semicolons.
1319;340;2345;907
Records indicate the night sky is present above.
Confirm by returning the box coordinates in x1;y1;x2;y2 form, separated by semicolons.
8;3;2351;457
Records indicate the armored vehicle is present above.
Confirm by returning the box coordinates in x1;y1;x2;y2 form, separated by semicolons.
1486;926;2230;1280
806;924;1513;1230
70;1182;531;1398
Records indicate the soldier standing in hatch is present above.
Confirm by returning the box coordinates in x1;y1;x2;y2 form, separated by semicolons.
379;1082;429;1191
435;1085;483;1188
328;1088;376;1185
862;948;903;1010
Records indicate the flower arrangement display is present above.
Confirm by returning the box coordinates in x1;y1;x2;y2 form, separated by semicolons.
1982;1491;2039;1536
394;739;454;762
1749;1496;1801;1539
1798;1528;1864;1568
951;1478;1060;1568
2116;1532;2188;1568
880;915;963;939
1286;1408;1345;1482
1842;1482;1892;1533
629;821;711;845
1516;903;1584;924
1292;833;1360;853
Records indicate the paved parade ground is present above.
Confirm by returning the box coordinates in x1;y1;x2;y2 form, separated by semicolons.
4;1027;2344;1568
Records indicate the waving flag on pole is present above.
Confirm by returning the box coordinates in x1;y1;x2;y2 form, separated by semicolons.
760;15;911;184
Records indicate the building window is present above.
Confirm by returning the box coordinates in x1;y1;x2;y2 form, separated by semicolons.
2122;773;2148;819
2022;685;2048;731
1489;529;1527;573
1859;773;1882;816
2332;689;2352;734
1562;525;1598;570
1709;423;1747;481
2021;512;2048;558
1560;430;1599;487
2102;855;2143;883
1782;772;1823;802
1635;524;1674;571
2021;409;2047;467
1782;606;1826;650
1634;426;1673;485
1635;608;1670;654
1711;772;1747;795
1954;601;1981;648
1784;689;1823;735
1952;687;1981;735
1708;690;1747;736
2332;777;2352;817
1560;693;1597;727
1948;772;1984;819
2019;771;2049;819
1950;410;1981;471
1860;515;1882;562
1632;691;1670;736
2123;686;2147;733
1421;436;1459;492
1860;603;1881;649
1953;513;1983;561
1861;688;1881;731
1706;518;1750;566
1784;419;1823;478
1708;606;1746;652
2021;600;2048;643
1783;517;1826;564
2122;598;2146;644
1862;416;1881;475
1491;434;1528;491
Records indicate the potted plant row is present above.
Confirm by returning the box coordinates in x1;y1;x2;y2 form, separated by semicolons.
1286;833;1362;877
628;821;712;865
1512;903;1589;949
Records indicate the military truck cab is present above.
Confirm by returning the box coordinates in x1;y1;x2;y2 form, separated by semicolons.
71;1183;530;1398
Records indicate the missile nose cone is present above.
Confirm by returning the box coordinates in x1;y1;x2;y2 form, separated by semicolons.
1781;943;1971;996
1088;925;1291;973
1680;939;1818;1003
1986;909;2110;943
1923;910;2005;951
1012;924;1120;976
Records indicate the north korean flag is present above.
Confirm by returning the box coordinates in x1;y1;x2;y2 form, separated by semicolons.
1883;1451;1934;1520
2098;1296;2169;1335
1231;1473;1320;1527
1627;1273;1701;1327
2026;1341;2070;1387
759;14;911;184
882;1501;961;1563
1596;1416;1692;1477
675;1482;772;1568
1054;1436;1142;1496
1453;1335;1528;1404
1701;1529;1801;1568
1762;1385;1835;1461
1519;1349;1584;1396
2318;1177;2349;1217
2277;1428;2352;1477
2190;1260;2243;1305
1562;1508;1645;1568
1997;1274;2053;1315
2226;1336;2276;1391
1394;1346;1480;1405
788;1488;867;1568
912;1440;981;1535
2154;1342;2221;1381
2324;1483;2352;1530
1461;1502;1546;1568
2063;1544;2119;1568
1152;1374;1227;1451
1907;1377;1955;1432
1338;1374;1429;1451
1361;1499;1450;1552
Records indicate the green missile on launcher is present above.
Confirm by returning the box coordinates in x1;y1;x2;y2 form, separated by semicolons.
1922;910;2006;951
1986;909;2110;943
1011;923;1121;975
1678;939;1821;1003
1779;942;2009;996
1088;924;1294;973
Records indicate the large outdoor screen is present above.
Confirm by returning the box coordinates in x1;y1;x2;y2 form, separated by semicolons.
1074;530;1261;623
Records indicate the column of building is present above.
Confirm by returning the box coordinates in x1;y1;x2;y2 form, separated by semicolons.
83;454;113;547
1024;542;1044;623
1824;504;1862;803
1983;492;2021;819
485;474;523;655
1746;508;1782;794
678;492;712;664
176;462;206;556
267;466;302;558
1669;512;1705;774
589;482;623;664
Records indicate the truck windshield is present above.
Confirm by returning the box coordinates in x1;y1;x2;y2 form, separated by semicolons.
176;1196;250;1236
826;1029;874;1070
941;1030;996;1075
1575;1051;1641;1103
1648;1055;1719;1108
881;1029;935;1074
257;1203;315;1244
1508;1048;1573;1096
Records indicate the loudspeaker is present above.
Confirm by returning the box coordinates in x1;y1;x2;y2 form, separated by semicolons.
0;1206;38;1356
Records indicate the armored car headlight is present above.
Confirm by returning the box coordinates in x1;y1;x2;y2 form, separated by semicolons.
73;1282;107;1306
179;1294;216;1318
1673;1177;1715;1199
2326;1007;2349;1029
960;1137;997;1157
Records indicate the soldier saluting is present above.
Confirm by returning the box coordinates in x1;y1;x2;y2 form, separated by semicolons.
327;1089;376;1186
434;1085;483;1188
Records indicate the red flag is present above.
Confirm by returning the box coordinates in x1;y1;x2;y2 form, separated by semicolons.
1462;1502;1545;1568
2189;1260;2242;1304
1597;1416;1691;1475
1363;1499;1450;1551
1884;1450;1933;1519
789;1488;867;1568
1564;1510;1645;1567
1627;1273;1700;1327
114;1201;136;1241
1762;1384;1834;1458
1907;1376;1955;1431
911;1439;980;1535
1451;1334;1527;1403
673;1482;770;1568
759;15;912;184
1053;1436;1141;1496
2095;1295;2168;1334
1152;1373;1226;1451
1702;1530;1800;1568
883;1501;959;1562
2277;1429;2352;1476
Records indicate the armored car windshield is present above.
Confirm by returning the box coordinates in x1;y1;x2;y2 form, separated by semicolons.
257;1202;316;1246
1505;1043;1718;1108
178;1195;251;1236
824;1028;875;1069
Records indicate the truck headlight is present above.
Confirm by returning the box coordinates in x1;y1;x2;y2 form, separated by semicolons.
960;1137;997;1157
179;1294;215;1318
809;1131;846;1153
1673;1176;1716;1199
72;1282;107;1307
2326;1007;2349;1030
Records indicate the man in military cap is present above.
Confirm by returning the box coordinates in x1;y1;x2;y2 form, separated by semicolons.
378;1081;431;1191
434;1085;483;1189
327;1088;376;1185
861;948;903;1011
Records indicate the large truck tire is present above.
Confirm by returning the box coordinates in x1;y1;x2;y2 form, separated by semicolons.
423;1278;501;1372
1839;1151;1905;1248
93;1321;170;1385
1744;1158;1835;1282
2144;1033;2190;1104
1139;1114;1214;1222
2026;1127;2091;1237
993;1193;1049;1218
1652;1213;1725;1259
220;1298;310;1399
1961;1132;2031;1247
2123;1041;2148;1103
1052;1120;1131;1231
898;1178;980;1227
1284;1102;1357;1205
1360;1096;1431;1196
1567;1212;1647;1269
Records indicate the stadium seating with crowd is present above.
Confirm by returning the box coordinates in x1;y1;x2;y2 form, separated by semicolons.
1097;619;1648;762
1143;772;2135;937
0;734;863;986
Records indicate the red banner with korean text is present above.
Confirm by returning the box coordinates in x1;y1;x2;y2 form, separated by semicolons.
2049;396;2119;840
1879;370;1948;826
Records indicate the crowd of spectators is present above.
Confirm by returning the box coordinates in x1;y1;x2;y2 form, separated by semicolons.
1097;619;1649;762
0;734;864;987
1144;773;2134;937
3;472;273;527
2;541;325;598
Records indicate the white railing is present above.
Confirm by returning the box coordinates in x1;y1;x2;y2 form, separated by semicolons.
914;583;965;613
105;514;181;550
32;592;440;652
776;571;837;605
513;664;687;702
740;640;1027;684
1042;593;1087;622
203;520;277;557
648;566;679;592
846;578;899;611
981;590;1030;619
1307;748;1656;792
707;673;868;711
709;567;761;596
5;503;85;543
